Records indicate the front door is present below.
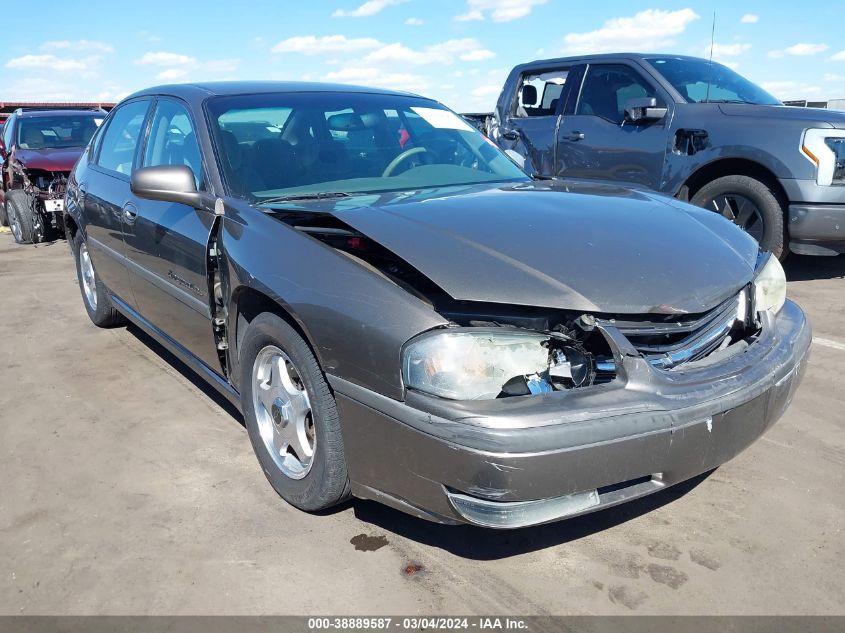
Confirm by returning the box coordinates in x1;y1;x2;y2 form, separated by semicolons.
122;98;220;371
83;98;151;308
556;63;670;190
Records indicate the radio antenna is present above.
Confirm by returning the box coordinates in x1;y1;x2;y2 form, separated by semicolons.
706;11;716;103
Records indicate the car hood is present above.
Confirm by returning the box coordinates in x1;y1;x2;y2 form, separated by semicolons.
309;180;759;315
12;147;84;172
718;103;845;128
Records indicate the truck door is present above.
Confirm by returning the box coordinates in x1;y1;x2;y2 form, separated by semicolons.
494;66;575;175
122;97;221;371
556;63;670;190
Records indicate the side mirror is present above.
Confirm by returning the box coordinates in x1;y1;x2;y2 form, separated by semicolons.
130;165;205;208
624;97;668;123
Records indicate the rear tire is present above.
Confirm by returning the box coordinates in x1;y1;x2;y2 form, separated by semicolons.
240;312;351;512
72;231;126;327
690;175;787;260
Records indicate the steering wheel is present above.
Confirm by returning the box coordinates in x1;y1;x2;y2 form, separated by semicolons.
382;147;428;177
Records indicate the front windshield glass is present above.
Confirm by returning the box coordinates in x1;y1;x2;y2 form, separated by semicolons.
646;57;781;105
206;92;529;201
16;115;104;149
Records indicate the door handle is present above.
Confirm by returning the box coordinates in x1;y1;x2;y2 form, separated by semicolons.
123;203;138;224
565;131;585;141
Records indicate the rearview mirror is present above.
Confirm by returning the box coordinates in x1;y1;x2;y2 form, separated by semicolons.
130;165;204;208
624;97;668;123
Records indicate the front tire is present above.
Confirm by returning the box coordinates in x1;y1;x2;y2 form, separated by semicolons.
690;175;787;259
240;312;351;512
72;231;126;327
6;190;36;244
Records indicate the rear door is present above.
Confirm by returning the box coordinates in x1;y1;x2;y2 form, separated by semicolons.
122;97;220;370
83;98;152;308
555;62;670;189
495;66;575;175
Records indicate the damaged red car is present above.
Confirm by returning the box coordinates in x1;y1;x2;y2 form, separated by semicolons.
1;108;105;243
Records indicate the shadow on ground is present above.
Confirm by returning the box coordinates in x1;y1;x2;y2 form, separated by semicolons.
784;254;845;282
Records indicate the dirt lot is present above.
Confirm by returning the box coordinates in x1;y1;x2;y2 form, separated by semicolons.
0;233;843;615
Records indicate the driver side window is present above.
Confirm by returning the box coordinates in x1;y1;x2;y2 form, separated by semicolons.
576;64;659;124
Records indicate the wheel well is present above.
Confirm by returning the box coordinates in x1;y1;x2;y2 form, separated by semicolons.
65;214;79;244
230;287;320;385
681;159;788;206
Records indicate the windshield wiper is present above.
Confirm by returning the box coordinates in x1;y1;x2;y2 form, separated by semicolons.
257;191;354;205
702;99;756;104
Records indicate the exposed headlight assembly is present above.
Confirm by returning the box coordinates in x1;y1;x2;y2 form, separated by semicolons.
753;254;787;315
801;129;845;186
402;330;595;401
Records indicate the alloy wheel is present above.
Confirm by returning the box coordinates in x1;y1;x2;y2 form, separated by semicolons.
79;243;98;310
251;345;316;480
707;193;765;243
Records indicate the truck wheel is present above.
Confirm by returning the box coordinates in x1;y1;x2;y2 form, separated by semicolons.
690;175;786;259
240;312;351;512
72;231;126;327
6;190;35;244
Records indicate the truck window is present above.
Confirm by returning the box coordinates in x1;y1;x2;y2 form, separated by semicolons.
513;69;569;118
576;64;658;124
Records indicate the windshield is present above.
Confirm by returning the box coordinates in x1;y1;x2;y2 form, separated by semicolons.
16;115;104;149
206;92;528;201
646;57;781;105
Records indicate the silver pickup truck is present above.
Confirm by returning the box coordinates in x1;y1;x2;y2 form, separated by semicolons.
467;53;845;259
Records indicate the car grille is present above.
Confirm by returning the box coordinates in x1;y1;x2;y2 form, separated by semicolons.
599;290;753;372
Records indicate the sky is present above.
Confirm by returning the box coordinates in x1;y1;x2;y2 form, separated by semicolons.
2;0;844;112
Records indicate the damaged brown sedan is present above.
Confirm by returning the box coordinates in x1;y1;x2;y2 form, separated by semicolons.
65;83;810;528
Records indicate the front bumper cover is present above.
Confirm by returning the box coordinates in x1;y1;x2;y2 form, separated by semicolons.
330;300;811;528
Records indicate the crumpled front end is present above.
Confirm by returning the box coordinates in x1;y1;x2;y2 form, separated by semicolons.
330;299;811;528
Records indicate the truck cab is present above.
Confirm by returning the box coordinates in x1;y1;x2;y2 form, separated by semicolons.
481;54;845;259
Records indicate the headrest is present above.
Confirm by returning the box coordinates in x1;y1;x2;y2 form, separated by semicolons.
521;84;538;106
327;113;365;131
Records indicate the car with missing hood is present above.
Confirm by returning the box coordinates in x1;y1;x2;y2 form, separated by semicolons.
64;82;810;528
1;108;106;243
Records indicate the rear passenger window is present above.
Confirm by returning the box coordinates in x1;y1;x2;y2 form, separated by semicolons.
513;69;569;118
97;100;149;175
143;100;204;189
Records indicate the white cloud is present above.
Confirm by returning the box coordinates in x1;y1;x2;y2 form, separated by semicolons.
363;38;495;65
135;52;196;66
156;68;189;81
5;54;90;72
828;50;845;62
824;73;845;82
471;85;501;98
561;9;700;54
769;43;828;58
740;14;759;24
455;0;547;23
42;40;114;53
323;66;429;92
761;80;824;100
708;43;751;57
332;0;405;17
272;35;382;55
405;17;424;25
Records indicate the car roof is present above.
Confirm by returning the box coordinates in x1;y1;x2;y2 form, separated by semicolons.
516;52;708;70
124;81;423;102
17;109;106;119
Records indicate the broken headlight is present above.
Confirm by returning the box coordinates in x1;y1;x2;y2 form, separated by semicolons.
402;329;595;400
753;254;787;314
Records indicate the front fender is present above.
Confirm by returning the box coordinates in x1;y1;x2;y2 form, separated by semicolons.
220;202;448;400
